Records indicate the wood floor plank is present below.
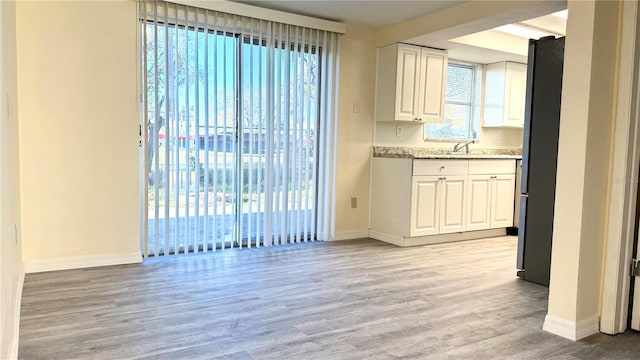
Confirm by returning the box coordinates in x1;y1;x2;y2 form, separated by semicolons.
18;237;640;359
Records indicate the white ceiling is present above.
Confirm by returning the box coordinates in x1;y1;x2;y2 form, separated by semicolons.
231;0;566;64
407;12;566;64
231;0;469;28
521;13;567;35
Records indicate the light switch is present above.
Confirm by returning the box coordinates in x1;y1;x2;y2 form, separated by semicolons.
353;102;360;113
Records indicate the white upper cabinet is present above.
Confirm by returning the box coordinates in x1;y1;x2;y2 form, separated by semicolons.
417;49;447;122
483;61;527;128
395;45;422;121
376;43;447;123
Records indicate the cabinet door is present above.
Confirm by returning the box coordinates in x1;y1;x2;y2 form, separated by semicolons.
482;62;506;127
466;175;491;231
439;175;467;234
417;49;447;123
394;44;421;122
410;176;440;237
504;62;527;127
491;174;516;228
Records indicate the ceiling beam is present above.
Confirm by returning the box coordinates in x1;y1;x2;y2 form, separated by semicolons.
375;0;566;48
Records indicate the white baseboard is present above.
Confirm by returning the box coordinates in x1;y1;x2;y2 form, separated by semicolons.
403;228;507;247
368;230;404;246
369;228;507;248
543;314;600;341
331;230;370;241
24;252;142;274
8;265;25;360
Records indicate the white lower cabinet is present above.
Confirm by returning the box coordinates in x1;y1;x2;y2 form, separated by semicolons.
370;157;516;247
410;175;467;237
466;160;516;231
466;175;492;231
410;176;440;237
491;174;516;228
439;175;467;234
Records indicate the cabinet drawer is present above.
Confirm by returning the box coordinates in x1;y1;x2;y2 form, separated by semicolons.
468;159;515;175
413;159;468;176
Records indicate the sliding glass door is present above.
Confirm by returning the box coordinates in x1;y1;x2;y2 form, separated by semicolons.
141;8;323;256
239;38;319;248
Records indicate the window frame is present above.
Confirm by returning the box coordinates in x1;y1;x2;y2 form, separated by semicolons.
424;60;481;143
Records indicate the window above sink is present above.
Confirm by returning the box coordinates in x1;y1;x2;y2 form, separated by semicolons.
424;61;482;142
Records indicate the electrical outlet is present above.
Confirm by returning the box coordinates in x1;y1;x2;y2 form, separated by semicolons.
353;102;360;113
350;197;357;209
497;129;503;144
396;125;403;137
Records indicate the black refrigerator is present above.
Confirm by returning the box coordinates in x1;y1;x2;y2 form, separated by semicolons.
516;36;565;287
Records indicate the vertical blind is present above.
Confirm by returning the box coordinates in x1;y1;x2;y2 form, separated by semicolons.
139;0;340;257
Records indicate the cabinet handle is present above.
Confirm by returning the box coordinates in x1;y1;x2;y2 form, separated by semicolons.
440;166;445;170
439;177;446;181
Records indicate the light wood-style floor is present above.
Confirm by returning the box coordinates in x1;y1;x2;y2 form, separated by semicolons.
19;237;640;359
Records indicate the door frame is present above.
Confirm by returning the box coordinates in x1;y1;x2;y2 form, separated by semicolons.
601;0;640;335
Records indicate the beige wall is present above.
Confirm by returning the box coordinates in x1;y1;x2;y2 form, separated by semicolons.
17;1;140;264
13;0;372;257
375;122;523;149
0;0;23;358
547;0;620;325
334;25;376;237
576;0;619;321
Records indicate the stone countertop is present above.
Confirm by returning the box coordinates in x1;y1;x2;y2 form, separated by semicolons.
373;146;522;160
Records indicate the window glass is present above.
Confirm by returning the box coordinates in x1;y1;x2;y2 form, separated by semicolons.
425;62;480;141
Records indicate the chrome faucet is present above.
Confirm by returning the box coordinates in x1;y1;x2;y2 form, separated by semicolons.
452;140;475;154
